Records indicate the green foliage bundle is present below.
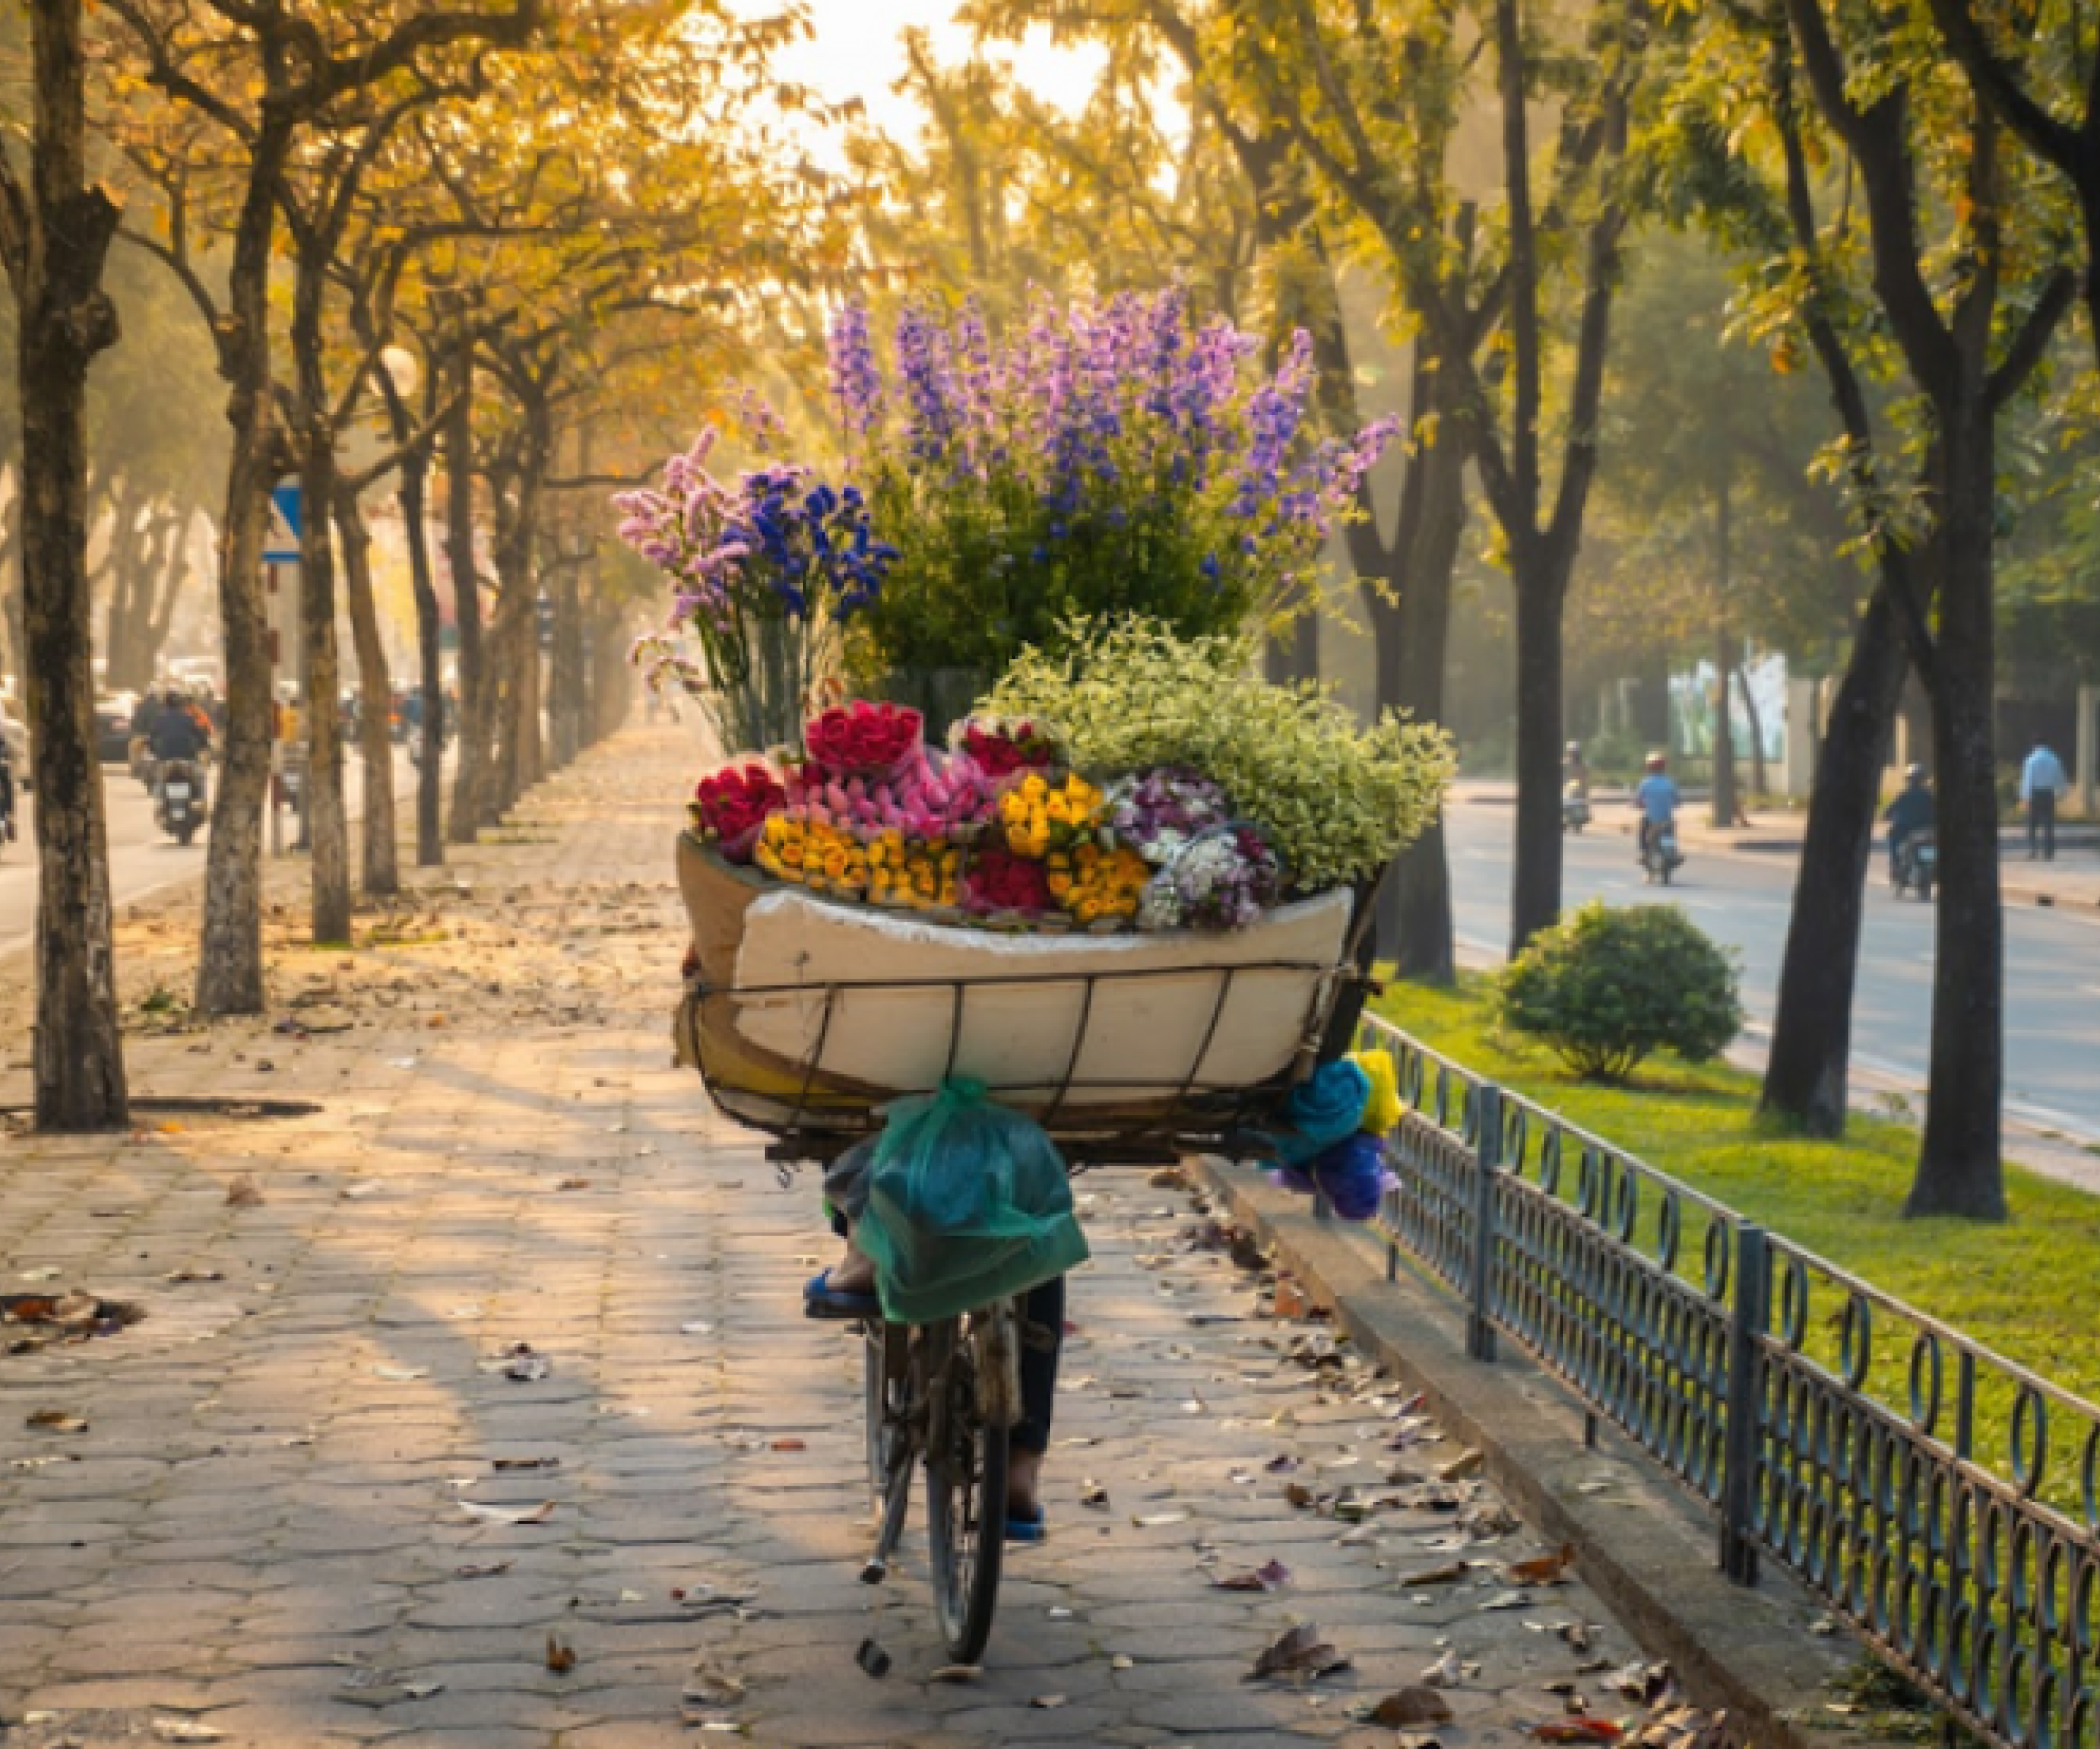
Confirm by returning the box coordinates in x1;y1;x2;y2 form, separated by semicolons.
983;618;1453;893
1493;902;1743;1083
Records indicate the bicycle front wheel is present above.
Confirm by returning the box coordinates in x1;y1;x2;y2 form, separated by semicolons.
922;1310;1011;1664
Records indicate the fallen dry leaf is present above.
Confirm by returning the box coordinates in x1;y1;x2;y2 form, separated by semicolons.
1510;1543;1577;1586
454;1561;512;1579
930;1664;982;1684
545;1635;577;1674
1400;1561;1470;1586
1248;1622;1351;1683
150;1719;224;1743
1437;1448;1485;1482
25;1409;87;1433
1422;1649;1464;1687
683;1659;745;1706
457;1499;556;1526
1372;1686;1456;1727
225;1176;265;1207
1532;1720;1623;1744
771;1438;806;1453
1080;1480;1110;1508
1211;1558;1292;1592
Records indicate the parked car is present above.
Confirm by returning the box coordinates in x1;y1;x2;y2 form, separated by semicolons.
94;695;137;763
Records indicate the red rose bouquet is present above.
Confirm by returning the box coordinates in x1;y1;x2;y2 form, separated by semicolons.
693;762;786;863
961;844;1054;917
954;716;1063;781
805;699;924;782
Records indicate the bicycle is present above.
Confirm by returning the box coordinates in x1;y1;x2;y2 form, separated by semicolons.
857;1294;1020;1664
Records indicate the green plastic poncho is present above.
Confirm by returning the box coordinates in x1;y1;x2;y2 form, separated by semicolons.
856;1079;1091;1324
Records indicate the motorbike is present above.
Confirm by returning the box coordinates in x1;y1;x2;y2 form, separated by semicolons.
1562;781;1592;834
1641;821;1684;886
1892;827;1937;901
155;758;205;847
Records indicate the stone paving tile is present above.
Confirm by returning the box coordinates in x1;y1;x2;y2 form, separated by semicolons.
0;726;1666;1748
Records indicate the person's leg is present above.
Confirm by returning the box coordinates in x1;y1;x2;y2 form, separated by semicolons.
1007;1275;1066;1523
2029;802;2040;859
2044;790;2058;859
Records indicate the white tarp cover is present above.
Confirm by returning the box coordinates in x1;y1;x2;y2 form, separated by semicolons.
730;885;1353;1104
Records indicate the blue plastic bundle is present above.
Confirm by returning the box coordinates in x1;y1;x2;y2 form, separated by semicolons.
1309;1131;1390;1222
1275;1059;1374;1165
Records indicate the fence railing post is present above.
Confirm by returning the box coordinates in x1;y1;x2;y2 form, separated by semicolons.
1467;1083;1502;1362
1720;1221;1769;1585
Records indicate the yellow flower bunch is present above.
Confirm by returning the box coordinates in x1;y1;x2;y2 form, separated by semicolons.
999;773;1106;859
1046;841;1151;925
866;831;963;911
754;814;870;898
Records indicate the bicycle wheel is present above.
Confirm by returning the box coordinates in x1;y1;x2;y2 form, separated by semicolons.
862;1320;906;1513
922;1312;1010;1664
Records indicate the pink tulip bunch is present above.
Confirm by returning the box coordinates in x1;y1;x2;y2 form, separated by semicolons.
778;753;993;845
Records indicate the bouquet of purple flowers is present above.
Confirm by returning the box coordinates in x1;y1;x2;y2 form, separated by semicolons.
1110;766;1233;867
1139;822;1284;932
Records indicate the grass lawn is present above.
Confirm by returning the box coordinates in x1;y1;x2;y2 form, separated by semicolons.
1370;976;2100;1442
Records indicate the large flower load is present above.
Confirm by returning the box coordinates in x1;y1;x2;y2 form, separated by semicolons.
681;620;1453;940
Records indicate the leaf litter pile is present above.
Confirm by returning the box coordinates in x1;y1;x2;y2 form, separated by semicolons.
3;1291;144;1356
1122;1176;1731;1749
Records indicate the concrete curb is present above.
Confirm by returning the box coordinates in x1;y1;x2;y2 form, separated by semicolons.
1191;1155;1906;1749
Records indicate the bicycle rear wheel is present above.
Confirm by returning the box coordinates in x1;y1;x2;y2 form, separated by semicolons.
922;1311;1010;1664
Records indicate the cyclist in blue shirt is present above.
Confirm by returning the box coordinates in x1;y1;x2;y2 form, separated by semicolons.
1634;752;1680;862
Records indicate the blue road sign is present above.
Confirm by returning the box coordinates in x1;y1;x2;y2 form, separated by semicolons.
265;485;303;563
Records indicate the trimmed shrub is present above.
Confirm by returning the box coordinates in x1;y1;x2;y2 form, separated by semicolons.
1493;901;1742;1083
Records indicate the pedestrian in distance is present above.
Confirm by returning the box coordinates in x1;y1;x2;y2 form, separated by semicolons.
2020;741;2069;861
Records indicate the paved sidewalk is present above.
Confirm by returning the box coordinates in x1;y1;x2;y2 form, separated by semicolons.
1;729;1692;1748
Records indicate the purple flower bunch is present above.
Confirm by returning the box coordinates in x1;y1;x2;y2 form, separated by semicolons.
1110;766;1233;867
823;288;1400;675
1138;822;1285;933
614;428;895;631
615;423;900;752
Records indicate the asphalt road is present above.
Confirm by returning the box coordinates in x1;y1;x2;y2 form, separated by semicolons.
0;748;421;961
1443;796;2100;1147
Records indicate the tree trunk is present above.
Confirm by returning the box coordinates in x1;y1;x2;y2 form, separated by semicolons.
333;486;398;897
589;592;632;744
445;345;487;845
1738;660;1771;799
1759;586;1907;1135
291;259;351;946
1508;550;1569;954
549;561;585;768
1908;427;2005;1217
14;0;129;1129
1711;482;1738;829
196;118;294;1018
135;510;192;688
399;445;445;866
1377;385;1468;985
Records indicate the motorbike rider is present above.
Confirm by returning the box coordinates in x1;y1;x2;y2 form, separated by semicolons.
1563;739;1590;798
1884;762;1935;883
1634;751;1680;862
149;685;210;805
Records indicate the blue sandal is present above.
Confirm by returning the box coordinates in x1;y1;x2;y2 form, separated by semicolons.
1005;1504;1046;1544
804;1270;880;1321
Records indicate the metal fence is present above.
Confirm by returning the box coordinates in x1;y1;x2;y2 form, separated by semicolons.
1357;1014;2100;1749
